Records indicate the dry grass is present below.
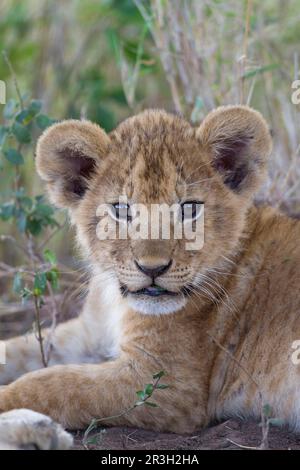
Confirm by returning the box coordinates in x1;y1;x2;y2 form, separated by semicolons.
134;0;300;214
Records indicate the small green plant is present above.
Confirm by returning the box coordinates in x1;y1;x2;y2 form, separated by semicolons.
226;402;285;450
258;404;285;450
0;53;57;235
83;370;169;449
0;52;63;366
12;249;60;367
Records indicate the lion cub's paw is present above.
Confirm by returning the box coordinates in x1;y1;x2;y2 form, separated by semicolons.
0;409;73;450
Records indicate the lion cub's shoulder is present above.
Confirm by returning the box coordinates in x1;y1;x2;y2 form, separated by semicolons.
244;206;300;297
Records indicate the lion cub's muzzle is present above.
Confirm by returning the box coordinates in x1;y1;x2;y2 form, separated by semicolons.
119;257;189;315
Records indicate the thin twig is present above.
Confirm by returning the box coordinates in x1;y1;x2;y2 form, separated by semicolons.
33;295;48;368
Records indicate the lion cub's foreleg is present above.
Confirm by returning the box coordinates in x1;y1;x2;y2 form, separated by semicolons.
0;355;204;433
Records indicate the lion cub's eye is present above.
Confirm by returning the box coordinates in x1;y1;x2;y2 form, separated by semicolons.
111;203;132;222
181;201;204;221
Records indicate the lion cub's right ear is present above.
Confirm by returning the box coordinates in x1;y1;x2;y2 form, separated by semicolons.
36;120;110;209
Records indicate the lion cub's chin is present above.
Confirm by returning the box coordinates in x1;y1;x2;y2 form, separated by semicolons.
127;294;187;316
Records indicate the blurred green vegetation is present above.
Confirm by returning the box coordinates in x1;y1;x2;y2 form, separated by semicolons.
0;0;300;296
0;0;165;129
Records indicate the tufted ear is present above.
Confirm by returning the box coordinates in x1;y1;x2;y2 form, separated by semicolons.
197;105;272;196
36;120;110;209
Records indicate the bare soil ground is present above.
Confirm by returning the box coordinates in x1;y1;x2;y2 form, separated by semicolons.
73;419;300;450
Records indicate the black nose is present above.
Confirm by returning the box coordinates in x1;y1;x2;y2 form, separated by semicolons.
134;260;172;278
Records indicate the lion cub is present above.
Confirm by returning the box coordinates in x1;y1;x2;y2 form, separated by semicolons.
0;105;299;437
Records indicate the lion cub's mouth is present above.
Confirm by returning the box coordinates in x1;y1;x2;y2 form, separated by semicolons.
121;283;190;315
121;284;179;298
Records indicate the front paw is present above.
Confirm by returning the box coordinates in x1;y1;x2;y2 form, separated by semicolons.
0;409;73;450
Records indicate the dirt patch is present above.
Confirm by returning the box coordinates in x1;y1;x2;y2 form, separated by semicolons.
73;419;300;450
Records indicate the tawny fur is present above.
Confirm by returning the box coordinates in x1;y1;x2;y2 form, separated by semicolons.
0;106;299;440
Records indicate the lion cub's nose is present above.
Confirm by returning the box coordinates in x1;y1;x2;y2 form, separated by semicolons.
134;259;172;279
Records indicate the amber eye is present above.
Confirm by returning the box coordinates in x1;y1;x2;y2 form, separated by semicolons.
111;203;132;222
181;201;204;221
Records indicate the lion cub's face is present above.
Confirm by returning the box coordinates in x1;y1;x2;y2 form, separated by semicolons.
36;107;272;315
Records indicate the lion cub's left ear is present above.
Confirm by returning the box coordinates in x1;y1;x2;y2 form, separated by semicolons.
197;105;272;196
36;120;110;209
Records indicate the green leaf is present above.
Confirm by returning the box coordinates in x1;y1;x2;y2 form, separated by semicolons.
15;101;42;125
25;199;58;235
12;121;31;143
4;148;24;165
15;109;34;125
263;404;273;418
36;114;55;130
35;195;45;203
13;272;23;294
144;384;154;396
268;418;284;427
136;390;146;401
29;99;42;115
44;249;57;265
153;371;165;380
19;196;33;210
35;203;55;217
46;268;59;290
0;202;15;220
144;401;158;408
26;218;43;236
156;384;169;390
4;99;18;119
34;272;47;295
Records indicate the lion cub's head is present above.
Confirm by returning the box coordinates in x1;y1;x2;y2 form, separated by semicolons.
36;106;272;315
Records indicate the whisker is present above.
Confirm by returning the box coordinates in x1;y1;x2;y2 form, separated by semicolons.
184;161;212;182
